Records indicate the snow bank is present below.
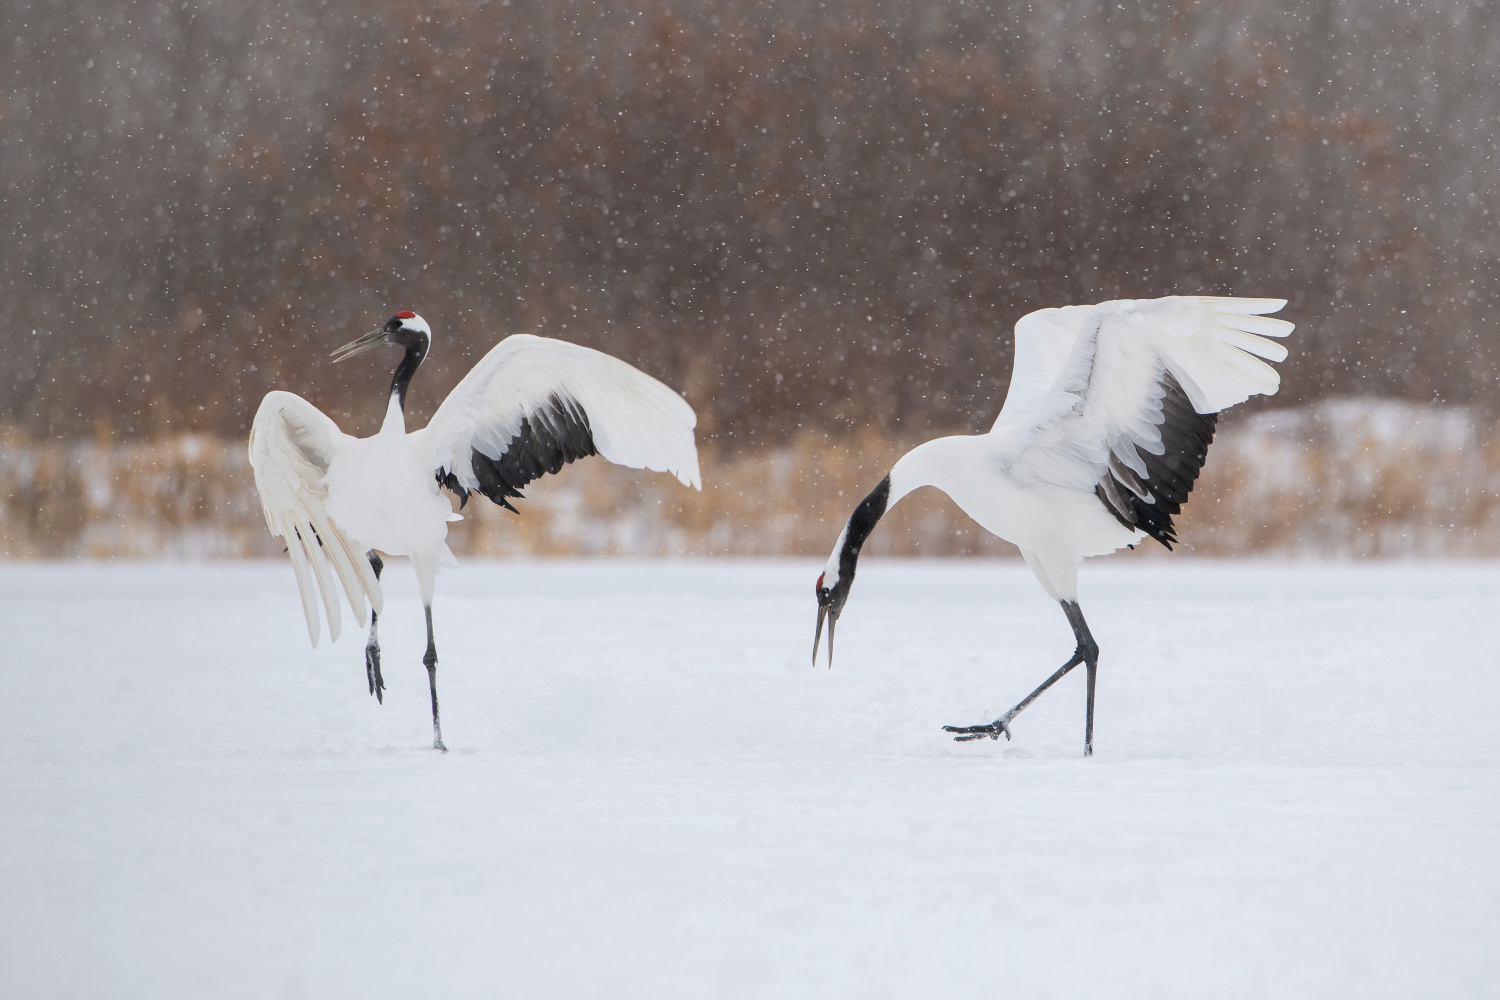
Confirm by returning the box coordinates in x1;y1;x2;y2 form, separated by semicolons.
1176;398;1500;557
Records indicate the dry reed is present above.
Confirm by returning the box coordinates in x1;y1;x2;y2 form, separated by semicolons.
3;400;1497;561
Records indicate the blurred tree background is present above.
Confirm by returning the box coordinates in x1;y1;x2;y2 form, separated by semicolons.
3;0;1496;451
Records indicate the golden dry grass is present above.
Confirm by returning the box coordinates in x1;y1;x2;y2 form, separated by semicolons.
3;400;1497;561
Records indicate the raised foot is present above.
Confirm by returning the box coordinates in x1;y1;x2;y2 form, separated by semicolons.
943;719;1012;742
364;644;385;703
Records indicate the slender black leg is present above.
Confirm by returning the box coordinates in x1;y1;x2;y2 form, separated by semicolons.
423;604;447;752
1084;656;1098;756
944;600;1101;756
1061;600;1101;757
364;552;385;703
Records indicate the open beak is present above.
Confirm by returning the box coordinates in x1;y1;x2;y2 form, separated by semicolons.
330;327;388;363
812;604;837;669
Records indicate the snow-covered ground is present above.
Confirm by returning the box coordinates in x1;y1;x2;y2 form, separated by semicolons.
2;559;1497;998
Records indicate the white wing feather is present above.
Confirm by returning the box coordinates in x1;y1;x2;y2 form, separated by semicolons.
249;391;383;646
992;295;1293;491
419;334;702;493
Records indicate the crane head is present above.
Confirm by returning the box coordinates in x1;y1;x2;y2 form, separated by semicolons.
331;311;432;363
812;564;853;669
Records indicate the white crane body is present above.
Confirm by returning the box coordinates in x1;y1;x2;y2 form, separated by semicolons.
322;398;460;606
880;435;1137;601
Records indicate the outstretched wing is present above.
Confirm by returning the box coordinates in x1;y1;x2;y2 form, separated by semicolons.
249;390;383;645
419;334;701;511
994;296;1293;547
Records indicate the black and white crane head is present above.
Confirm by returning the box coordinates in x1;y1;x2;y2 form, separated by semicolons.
331;311;433;411
811;295;1294;755
250;310;701;751
332;311;432;364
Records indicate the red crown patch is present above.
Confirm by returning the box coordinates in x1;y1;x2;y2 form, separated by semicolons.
395;310;417;320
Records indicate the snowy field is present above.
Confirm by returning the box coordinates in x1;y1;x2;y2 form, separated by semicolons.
2;558;1498;998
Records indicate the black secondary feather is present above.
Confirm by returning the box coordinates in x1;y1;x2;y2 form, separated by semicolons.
437;392;598;513
1094;371;1217;549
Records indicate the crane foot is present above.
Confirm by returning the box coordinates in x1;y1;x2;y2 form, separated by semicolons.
943;719;1012;742
365;642;385;703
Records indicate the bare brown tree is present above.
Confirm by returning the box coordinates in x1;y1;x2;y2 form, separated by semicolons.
3;0;1496;449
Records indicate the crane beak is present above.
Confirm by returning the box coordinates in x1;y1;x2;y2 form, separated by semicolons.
812;604;837;669
330;327;388;363
813;605;826;666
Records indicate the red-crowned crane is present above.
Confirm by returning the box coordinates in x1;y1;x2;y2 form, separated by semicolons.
812;296;1294;756
250;312;701;750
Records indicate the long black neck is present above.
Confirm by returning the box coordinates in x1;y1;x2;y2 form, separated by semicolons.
838;475;891;583
389;341;427;410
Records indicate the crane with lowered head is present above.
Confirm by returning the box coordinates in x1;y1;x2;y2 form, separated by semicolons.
813;295;1294;756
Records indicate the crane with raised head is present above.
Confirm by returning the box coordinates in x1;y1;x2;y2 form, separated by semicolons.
250;312;701;750
812;295;1293;756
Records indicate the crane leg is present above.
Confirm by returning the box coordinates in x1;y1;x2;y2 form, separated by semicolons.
364;552;385;703
944;600;1101;756
423;604;447;752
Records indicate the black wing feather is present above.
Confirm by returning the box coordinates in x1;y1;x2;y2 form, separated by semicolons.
436;392;598;513
1093;371;1217;550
